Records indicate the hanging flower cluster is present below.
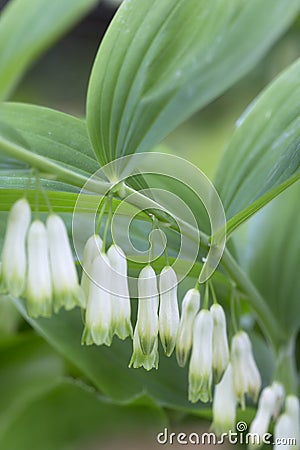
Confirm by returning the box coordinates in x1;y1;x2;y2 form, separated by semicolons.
0;198;85;317
79;224;265;437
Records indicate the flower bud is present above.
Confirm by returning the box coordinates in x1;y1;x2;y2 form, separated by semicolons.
274;396;300;450
0;199;31;297
176;288;200;367
211;303;229;382
249;386;277;448
26;220;52;318
159;266;179;356
188;309;213;403
231;331;261;409
82;252;113;346
211;363;236;435
81;234;102;299
47;214;85;313
129;327;159;371
107;244;132;340
135;265;159;355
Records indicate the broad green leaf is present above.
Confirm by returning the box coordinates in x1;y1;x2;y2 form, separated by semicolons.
0;334;165;449
0;104;112;192
11;300;211;414
0;0;99;99
0;378;166;450
216;57;300;222
0;103;98;177
87;0;300;165
0;332;65;437
233;181;300;336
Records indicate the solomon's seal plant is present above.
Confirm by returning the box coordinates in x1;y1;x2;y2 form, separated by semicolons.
0;0;299;448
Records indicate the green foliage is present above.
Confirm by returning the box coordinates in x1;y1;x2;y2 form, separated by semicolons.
0;0;99;100
11;300;210;414
234;182;300;336
87;0;300;165
0;0;299;442
0;332;166;450
216;57;300;221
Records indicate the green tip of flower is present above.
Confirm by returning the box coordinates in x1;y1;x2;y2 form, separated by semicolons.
176;347;189;368
188;374;212;404
213;367;225;384
6;275;26;298
161;335;176;357
26;297;52;319
81;324;113;347
210;420;234;436
139;334;156;355
53;286;86;314
114;321;133;340
129;348;159;371
81;327;94;346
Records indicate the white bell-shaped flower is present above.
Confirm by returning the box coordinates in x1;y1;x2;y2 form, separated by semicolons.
47;214;85;313
158;265;179;356
211;363;236;435
211;303;229;382
82;252;113;346
231;331;261;409
81;234;102;299
249;386;277;448
271;382;285;419
26;220;52;318
129;327;159;371
107;244;132;340
0;198;31;297
176;288;200;367
135;265;159;355
274;396;300;450
188;309;213;403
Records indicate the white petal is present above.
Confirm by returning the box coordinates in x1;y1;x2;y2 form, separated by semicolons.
82;253;113;346
274;413;297;450
81;234;102;298
211;363;236;435
249;386;277;448
231;331;261;409
159;266;179;356
188;309;213;403
129;327;159;371
211;303;229;382
107;244;132;340
26;220;52;318
135;265;159;355
47;214;84;312
1;198;31;296
176;288;200;367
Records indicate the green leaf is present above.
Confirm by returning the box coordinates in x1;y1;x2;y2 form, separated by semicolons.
233;181;300;336
0;378;166;450
11;300;212;416
0;314;166;449
87;0;300;165
216;57;300;222
0;103;110;191
0;0;99;99
0;103;98;177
